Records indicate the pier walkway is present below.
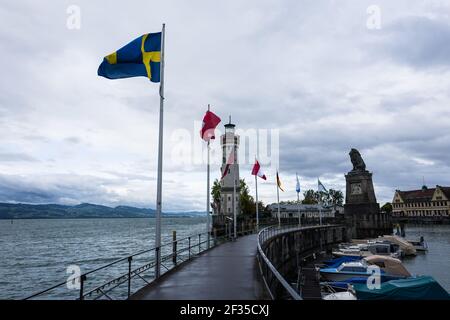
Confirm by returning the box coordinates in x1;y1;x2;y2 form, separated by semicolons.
131;234;265;300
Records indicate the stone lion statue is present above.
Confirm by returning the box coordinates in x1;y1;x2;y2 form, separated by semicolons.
349;148;366;171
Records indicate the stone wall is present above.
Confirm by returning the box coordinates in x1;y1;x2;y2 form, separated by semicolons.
258;225;347;299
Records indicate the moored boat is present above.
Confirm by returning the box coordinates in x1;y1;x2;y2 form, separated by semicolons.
378;235;417;256
351;276;450;300
322;291;357;300
320;255;411;282
406;237;428;252
332;242;402;258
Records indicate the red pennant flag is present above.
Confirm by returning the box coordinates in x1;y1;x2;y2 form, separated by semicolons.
221;149;235;180
200;110;221;141
251;159;267;180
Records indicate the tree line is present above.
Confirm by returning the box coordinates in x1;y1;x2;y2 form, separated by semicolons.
211;178;344;217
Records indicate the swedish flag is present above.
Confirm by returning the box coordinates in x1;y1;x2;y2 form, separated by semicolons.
98;32;161;83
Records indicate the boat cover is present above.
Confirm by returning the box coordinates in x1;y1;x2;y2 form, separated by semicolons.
380;235;416;256
353;276;450;300
364;255;411;277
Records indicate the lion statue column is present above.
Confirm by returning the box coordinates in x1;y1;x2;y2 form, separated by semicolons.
343;148;392;239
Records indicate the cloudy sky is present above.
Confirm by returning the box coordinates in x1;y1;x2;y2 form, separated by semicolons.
1;0;450;211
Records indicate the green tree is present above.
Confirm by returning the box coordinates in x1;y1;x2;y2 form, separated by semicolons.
211;178;266;217
211;179;221;203
240;179;255;216
211;179;222;213
328;189;344;207
302;189;318;204
381;202;392;214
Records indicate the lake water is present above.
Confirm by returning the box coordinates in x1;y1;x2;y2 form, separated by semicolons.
0;217;207;299
0;219;449;299
401;225;450;292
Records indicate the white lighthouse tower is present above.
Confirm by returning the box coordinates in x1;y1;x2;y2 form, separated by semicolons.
220;118;240;216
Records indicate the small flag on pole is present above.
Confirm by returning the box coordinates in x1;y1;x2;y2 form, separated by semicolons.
296;173;301;193
318;179;328;193
276;171;284;192
251;159;267;180
200;110;221;141
98;33;162;82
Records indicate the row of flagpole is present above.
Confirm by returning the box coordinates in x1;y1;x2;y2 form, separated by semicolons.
98;23;331;279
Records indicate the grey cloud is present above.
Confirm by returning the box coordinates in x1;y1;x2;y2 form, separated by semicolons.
370;15;450;68
1;1;450;210
0;152;37;162
64;136;81;144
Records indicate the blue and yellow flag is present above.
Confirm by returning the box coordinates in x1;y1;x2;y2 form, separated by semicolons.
98;32;161;82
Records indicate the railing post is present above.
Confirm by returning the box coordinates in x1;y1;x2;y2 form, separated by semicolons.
213;228;217;246
172;231;177;265
198;233;201;253
79;274;86;300
188;236;191;260
127;256;132;298
155;247;160;278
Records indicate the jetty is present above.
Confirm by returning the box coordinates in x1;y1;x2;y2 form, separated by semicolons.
131;234;262;300
130;224;346;300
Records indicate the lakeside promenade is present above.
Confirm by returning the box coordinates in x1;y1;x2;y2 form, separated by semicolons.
131;234;265;300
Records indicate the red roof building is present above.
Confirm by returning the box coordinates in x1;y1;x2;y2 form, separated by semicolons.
392;185;450;219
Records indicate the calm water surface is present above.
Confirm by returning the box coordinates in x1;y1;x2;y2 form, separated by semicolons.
0;220;448;299
0;217;207;299
401;225;450;291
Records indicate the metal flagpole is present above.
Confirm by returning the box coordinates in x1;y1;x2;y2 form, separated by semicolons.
233;153;237;239
318;179;322;226
255;134;260;232
255;169;259;232
155;23;165;279
319;198;322;226
297;191;301;226
206;138;211;248
277;172;281;227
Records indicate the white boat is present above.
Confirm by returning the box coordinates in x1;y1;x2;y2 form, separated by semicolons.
406;237;428;252
323;291;357;300
320;255;411;282
378;235;417;256
332;242;401;258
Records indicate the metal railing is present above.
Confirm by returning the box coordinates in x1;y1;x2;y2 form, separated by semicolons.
257;222;334;300
256;224;306;300
23;218;281;300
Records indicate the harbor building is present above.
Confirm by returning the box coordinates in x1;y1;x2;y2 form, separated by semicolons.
392;185;450;219
268;203;343;219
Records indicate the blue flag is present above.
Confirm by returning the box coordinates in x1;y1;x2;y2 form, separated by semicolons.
296;173;301;193
98;32;161;82
318;179;328;193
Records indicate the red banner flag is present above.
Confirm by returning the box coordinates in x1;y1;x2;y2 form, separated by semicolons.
200;110;221;141
251;159;267;180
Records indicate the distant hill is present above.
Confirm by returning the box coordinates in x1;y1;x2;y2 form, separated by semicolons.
0;203;205;219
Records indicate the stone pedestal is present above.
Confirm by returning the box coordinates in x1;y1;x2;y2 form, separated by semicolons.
344;170;392;239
